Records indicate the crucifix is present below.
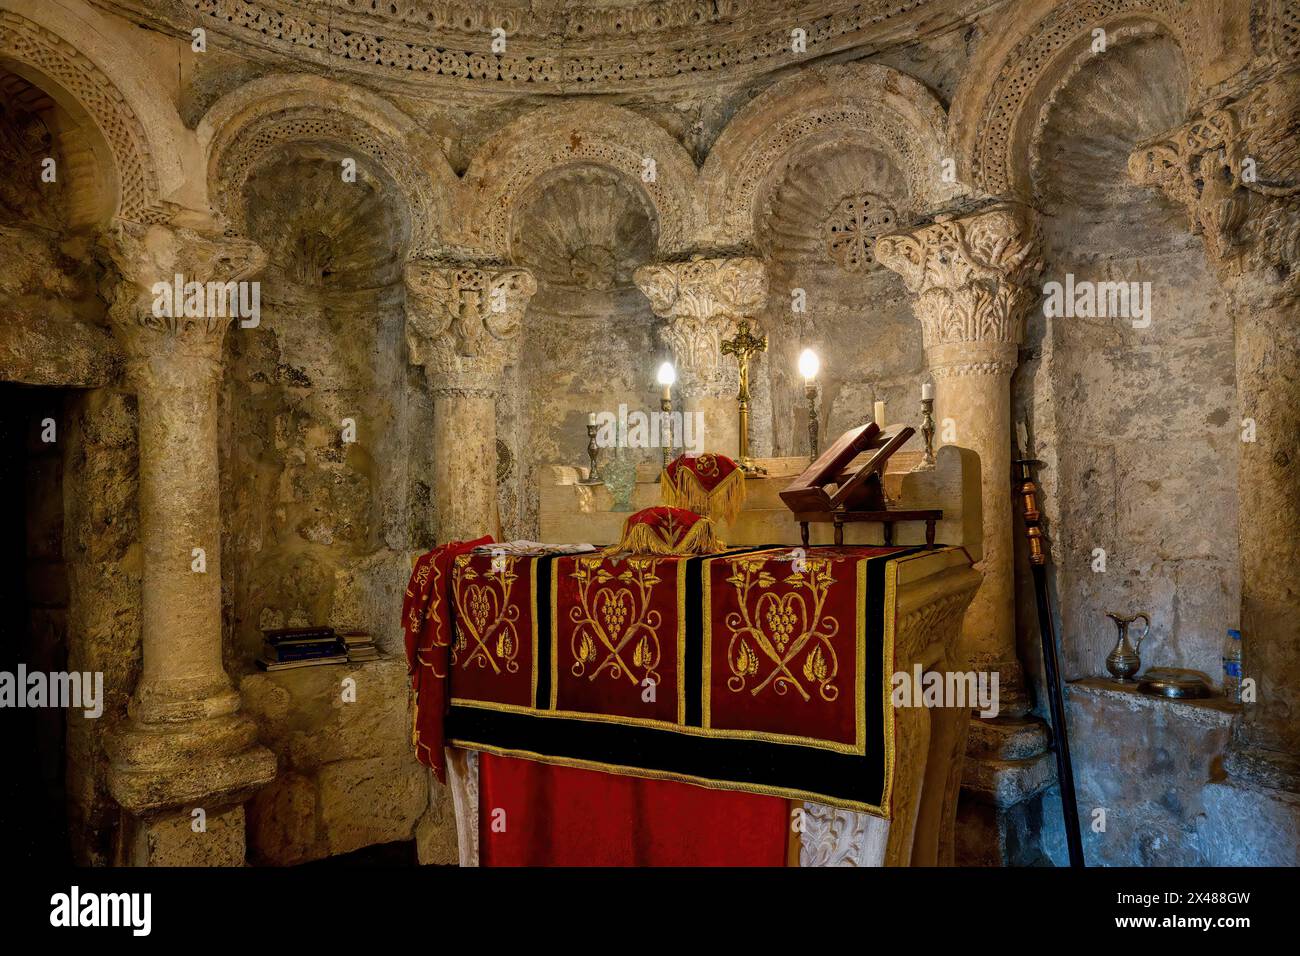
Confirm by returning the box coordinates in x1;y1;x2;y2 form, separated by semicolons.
721;318;768;475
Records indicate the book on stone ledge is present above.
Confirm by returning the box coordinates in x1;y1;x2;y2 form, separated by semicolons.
257;626;348;670
340;630;380;663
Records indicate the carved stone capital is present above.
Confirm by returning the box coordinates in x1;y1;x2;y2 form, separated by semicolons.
404;259;537;390
1128;70;1300;297
103;220;266;388
875;205;1042;364
633;256;768;393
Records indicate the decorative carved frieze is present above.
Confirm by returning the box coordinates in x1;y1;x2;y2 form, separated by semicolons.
404;260;538;390
1128;70;1300;286
875;205;1043;358
103;220;266;385
110;0;973;95
895;583;981;666
634;256;768;394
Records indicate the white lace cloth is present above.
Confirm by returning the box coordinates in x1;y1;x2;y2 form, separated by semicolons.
472;540;597;555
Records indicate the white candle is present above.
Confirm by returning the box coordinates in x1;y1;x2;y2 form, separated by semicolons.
798;348;820;383
588;412;597;426
874;400;886;427
656;362;676;402
922;382;934;401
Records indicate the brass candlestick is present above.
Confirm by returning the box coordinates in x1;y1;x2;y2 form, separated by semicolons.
921;397;936;467
579;422;602;485
721;319;767;475
661;392;673;472
805;380;820;458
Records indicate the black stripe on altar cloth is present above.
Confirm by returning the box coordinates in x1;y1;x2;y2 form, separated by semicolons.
531;553;564;710
448;546;921;816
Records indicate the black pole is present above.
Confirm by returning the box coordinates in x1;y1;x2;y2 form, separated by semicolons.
1014;458;1084;867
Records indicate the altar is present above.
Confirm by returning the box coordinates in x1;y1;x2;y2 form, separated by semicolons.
419;446;981;867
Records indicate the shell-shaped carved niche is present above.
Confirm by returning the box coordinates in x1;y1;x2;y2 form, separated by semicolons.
759;142;905;287
1034;34;1189;258
0;69;70;230
243;147;410;291
511;165;657;293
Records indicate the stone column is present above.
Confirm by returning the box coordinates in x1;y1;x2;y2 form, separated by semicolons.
877;204;1051;864
404;261;537;542
877;205;1042;704
102;221;275;865
1130;70;1300;864
634;256;768;459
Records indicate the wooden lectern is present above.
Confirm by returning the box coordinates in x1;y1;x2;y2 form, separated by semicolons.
779;422;942;547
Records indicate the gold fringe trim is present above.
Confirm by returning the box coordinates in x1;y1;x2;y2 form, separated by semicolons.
605;514;726;556
660;465;747;525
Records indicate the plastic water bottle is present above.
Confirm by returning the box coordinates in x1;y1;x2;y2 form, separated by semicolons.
1222;629;1242;702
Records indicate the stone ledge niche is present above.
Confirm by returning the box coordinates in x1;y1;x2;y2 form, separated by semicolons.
1037;678;1238;867
238;656;451;866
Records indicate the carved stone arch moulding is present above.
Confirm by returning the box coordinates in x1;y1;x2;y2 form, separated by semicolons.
0;7;170;225
1251;0;1300;64
100;0;985;96
461;102;697;260
697;63;956;249
948;0;1211;202
200;75;459;255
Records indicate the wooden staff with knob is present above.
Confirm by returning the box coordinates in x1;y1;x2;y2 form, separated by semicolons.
1014;455;1085;867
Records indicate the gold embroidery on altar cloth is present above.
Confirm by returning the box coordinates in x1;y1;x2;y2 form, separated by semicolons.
723;556;841;703
410;558;450;678
452;554;522;674
566;556;664;688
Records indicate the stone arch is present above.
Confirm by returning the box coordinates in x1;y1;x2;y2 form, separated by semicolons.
0;1;185;226
199;74;459;256
461;102;696;259
948;0;1216;202
697;62;956;248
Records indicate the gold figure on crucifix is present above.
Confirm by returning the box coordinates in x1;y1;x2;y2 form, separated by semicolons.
721;319;768;475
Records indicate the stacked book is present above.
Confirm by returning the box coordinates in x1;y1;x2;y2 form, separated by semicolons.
340;631;379;663
257;627;347;671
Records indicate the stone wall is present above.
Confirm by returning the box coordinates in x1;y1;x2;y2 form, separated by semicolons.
1;0;1289;868
217;149;443;862
62;388;141;866
0;65;138;865
1022;34;1239;687
239;657;438;865
1006;30;1245;867
1045;683;1235;866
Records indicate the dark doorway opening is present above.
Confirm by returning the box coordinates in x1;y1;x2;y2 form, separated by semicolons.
0;383;72;864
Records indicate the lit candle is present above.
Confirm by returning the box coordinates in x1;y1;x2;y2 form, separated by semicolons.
922;382;934;401
657;361;676;401
874;400;886;427
798;348;820;383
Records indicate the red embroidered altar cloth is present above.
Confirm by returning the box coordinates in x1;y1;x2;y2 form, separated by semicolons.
436;544;951;815
478;752;788;866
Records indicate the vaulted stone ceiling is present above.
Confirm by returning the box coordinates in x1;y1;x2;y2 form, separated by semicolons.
94;0;995;94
